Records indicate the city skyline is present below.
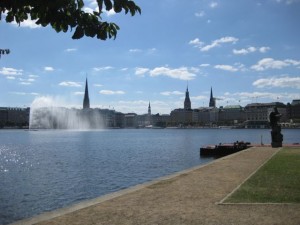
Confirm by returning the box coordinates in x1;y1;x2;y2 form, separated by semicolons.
1;0;300;114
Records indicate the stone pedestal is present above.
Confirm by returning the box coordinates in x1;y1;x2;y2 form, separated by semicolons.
271;125;283;148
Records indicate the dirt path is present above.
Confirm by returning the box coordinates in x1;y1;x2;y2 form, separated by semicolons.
13;147;300;225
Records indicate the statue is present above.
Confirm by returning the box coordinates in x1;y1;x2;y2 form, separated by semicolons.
269;107;283;147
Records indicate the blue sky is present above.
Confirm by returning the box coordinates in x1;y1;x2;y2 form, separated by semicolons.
1;0;300;114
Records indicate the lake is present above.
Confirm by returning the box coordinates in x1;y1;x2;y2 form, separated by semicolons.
0;128;299;224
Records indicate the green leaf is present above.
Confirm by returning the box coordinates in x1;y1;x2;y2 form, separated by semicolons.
113;0;122;13
97;30;107;40
6;13;14;23
136;5;141;14
104;0;112;11
61;23;68;32
97;0;104;12
72;26;84;39
77;0;84;9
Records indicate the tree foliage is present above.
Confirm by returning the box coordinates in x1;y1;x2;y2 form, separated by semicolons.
0;0;141;40
0;49;10;58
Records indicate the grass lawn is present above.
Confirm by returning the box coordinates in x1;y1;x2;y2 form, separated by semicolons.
225;147;300;203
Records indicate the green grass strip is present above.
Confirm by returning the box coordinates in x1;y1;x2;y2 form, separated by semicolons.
225;147;300;203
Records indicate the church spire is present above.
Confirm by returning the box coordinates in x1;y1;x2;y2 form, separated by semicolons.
184;84;191;110
148;101;151;115
209;86;215;107
83;77;90;109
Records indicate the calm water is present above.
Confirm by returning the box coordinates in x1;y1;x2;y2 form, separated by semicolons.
0;128;299;224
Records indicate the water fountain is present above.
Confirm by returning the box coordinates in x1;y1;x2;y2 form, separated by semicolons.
29;96;105;129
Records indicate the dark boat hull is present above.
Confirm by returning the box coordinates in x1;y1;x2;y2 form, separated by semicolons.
200;142;251;157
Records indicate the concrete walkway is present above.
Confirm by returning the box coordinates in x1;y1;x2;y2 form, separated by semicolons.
12;147;300;225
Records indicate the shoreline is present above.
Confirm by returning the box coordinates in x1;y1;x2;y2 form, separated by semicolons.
11;146;300;225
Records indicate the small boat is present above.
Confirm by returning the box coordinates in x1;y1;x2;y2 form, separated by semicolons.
200;141;251;157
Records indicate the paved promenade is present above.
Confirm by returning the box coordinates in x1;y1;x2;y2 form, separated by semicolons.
13;147;300;225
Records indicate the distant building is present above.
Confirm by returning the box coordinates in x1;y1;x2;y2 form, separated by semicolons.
170;108;193;126
244;102;287;128
218;105;246;125
4;78;299;129
124;113;138;128
83;78;90;109
115;112;125;128
184;85;191;110
209;87;216;108
170;86;193;126
152;113;170;127
0;107;30;128
287;99;300;126
147;102;152;125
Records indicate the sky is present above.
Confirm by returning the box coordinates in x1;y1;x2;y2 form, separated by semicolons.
1;0;300;114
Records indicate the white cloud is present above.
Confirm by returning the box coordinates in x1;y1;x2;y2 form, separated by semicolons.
232;91;275;99
251;58;300;71
248;46;257;52
160;91;184;96
59;81;82;87
147;48;157;54
215;64;238;72
191;95;207;101
190;67;200;73
19;82;31;85
74;92;84;95
0;67;23;76
19;78;35;82
19;78;35;85
259;46;271;53
195;11;205;17
29;74;39;78
103;9;116;16
275;0;300;4
84;0;115;16
111;100;174;115
233;46;256;55
99;90;125;95
11;16;40;29
210;2;219;8
200;36;238;52
93;66;113;71
253;76;300;89
284;59;300;66
149;67;197;80
10;92;39;96
129;49;142;53
189;38;204;48
6;76;16;80
200;64;210;67
233;48;248;55
44;66;54;71
94;84;103;87
233;46;270;55
226;91;300;103
135;67;150;76
65;48;78;52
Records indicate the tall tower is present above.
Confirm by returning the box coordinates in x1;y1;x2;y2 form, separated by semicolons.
147;101;152;125
184;85;191;110
148;102;151;116
209;87;216;107
83;78;90;109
